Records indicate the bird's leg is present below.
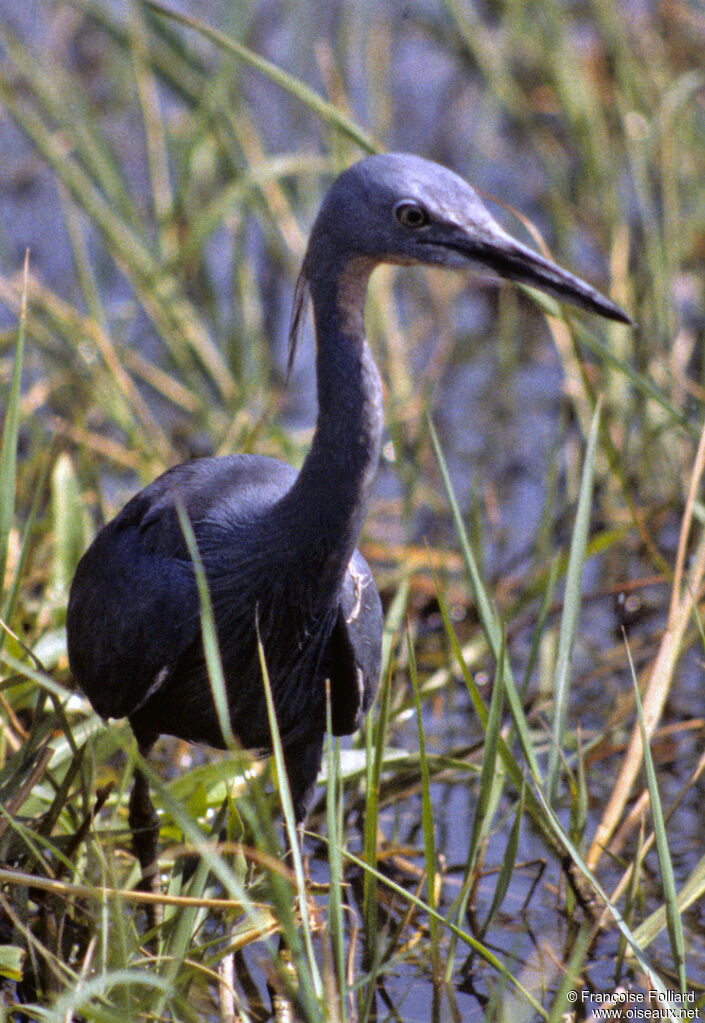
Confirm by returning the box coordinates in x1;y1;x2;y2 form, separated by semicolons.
282;729;326;834
268;731;325;1020
281;729;326;887
128;741;161;937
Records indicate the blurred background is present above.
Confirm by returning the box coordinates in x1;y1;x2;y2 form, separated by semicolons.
1;1;704;1020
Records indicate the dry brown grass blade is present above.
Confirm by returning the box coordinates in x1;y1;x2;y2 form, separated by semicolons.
0;743;54;841
0;838;298;908
604;747;705;912
0;271;176;465
587;414;705;869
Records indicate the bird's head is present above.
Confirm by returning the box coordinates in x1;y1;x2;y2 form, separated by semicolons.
311;153;631;318
290;153;632;370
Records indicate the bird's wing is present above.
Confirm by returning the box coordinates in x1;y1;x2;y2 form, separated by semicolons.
327;549;383;736
68;455;297;723
67;503;198;721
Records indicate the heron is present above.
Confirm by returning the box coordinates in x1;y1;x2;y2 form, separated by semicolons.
67;153;631;897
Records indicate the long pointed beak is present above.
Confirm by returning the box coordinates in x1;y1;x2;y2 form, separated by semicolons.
442;228;633;325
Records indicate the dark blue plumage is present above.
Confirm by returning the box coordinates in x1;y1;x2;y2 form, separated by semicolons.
67;154;630;880
68;454;381;816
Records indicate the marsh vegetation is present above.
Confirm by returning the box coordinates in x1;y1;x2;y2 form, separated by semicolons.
1;2;704;1020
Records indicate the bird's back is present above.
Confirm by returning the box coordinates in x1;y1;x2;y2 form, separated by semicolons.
67;453;381;752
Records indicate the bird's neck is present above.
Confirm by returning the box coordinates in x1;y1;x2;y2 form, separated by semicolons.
280;256;383;603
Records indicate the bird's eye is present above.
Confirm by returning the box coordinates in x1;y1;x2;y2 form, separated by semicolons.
394;201;429;229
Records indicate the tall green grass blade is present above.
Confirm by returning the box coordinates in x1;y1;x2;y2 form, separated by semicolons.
0;944;24;983
29;968;174;1022
255;626;324;1014
2;453;50;628
443;0;531;114
442;647;508;982
466;633;505;872
59;181;110;336
565;731;589;912
481;778;524;939
325;684;347;1022
362;656;391;979
0;255;27;611
134;753;298;995
632;849;705;951
407;622;439;974
428;416;541;779
176;503;235;749
146;1;377;154
431;556;683;1000
380;574;410;690
617;819;645;980
361;574;408;985
530;782;679;1013
50;453;88;602
155;855;212;1011
571;320;694;437
520;556;560;700
547;400;601;801
344;846;548;1019
129;2;178;264
624;636;687;991
71;0;206;105
181;154;331;260
0;22;143;233
0;72;236;401
155;800;235;1021
432;582;559;854
547;919;593;1023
